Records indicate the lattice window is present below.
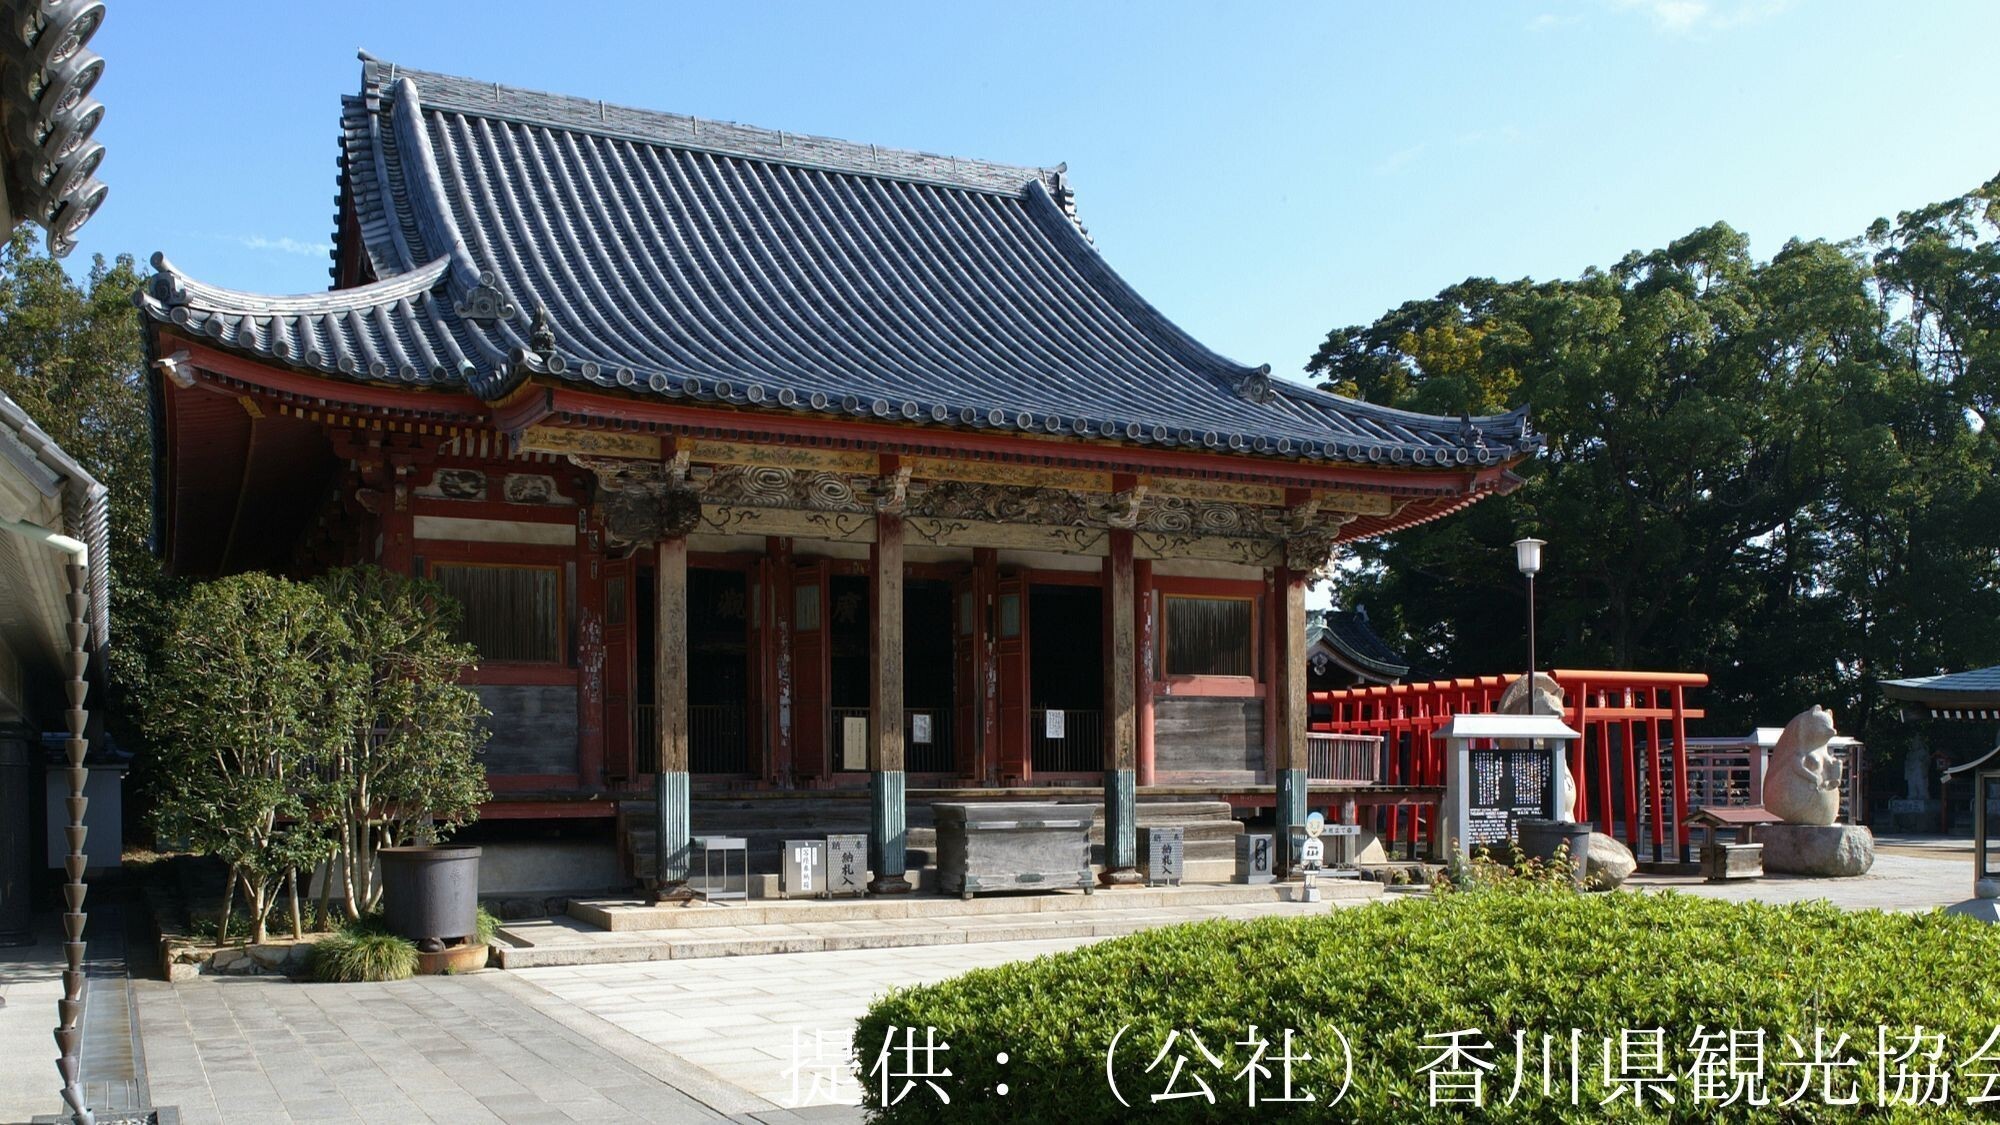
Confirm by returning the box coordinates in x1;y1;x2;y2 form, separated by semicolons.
432;563;562;662
1163;595;1254;677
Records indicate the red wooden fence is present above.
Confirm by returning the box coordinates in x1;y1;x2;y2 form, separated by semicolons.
1310;670;1708;862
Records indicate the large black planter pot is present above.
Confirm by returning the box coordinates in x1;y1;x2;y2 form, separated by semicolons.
379;845;481;948
1515;819;1590;888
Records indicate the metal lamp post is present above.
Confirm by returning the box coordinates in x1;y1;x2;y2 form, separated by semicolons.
1512;537;1554;815
1513;538;1544;701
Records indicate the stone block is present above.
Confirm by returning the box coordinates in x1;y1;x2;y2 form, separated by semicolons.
1759;823;1874;877
1586;833;1638;889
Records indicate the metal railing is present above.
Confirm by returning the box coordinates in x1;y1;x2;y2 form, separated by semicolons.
634;703;655;774
826;707;956;773
830;707;871;771
634;702;752;774
1307;732;1382;783
1686;748;1758;809
1031;707;1102;774
905;708;955;774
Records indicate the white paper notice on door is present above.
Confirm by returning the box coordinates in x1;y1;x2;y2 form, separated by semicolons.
842;716;868;771
1044;709;1065;739
911;713;932;744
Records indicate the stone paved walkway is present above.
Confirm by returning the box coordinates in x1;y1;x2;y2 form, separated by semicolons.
514;937;1106;1112
132;972;857;1124
69;847;1979;1123
0;926;65;1124
1626;851;1969;911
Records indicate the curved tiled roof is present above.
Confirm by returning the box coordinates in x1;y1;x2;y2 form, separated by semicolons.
138;56;1536;468
1310;609;1410;680
0;0;111;257
0;390;109;646
1883;666;2000;706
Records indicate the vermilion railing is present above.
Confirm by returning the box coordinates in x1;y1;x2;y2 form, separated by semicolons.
1310;670;1708;862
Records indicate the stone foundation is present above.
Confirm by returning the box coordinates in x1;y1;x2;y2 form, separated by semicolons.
1759;824;1875;877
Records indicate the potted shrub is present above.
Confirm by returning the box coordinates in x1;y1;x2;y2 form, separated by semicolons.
315;567;491;970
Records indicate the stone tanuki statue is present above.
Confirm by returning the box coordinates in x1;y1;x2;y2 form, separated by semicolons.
1757;704;1874;877
1765;705;1843;826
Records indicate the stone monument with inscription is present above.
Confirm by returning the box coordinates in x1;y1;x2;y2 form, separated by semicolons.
1433;712;1582;862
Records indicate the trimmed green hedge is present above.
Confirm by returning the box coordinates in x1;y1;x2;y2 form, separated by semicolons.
855;894;2000;1122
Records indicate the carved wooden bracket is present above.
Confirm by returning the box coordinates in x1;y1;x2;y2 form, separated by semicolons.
870;465;913;514
154;349;195;389
1104;485;1148;529
575;453;704;545
1283;513;1357;576
1286;497;1321;535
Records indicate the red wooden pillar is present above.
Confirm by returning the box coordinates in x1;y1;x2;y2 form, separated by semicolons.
1260;566;1281;778
575;504;607;788
766;536;796;788
1135;558;1156;788
971;547;1001;784
1670;687;1691;861
1647;713;1666;856
1622;714;1641;852
378;440;428;574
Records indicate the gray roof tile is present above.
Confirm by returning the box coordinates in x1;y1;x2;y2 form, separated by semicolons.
137;56;1536;466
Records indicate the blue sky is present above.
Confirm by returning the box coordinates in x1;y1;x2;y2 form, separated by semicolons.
73;1;1998;385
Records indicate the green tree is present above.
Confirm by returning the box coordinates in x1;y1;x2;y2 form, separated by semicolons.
0;232;183;822
147;574;360;942
1306;177;2000;761
314;565;490;919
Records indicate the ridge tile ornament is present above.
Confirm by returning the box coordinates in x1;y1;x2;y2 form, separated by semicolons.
452;269;515;322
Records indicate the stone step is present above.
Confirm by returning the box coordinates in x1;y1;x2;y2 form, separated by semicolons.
498;885;1379;968
557;879;1376;934
629;837;1236;876
627;798;1240;824
588;856;1264;920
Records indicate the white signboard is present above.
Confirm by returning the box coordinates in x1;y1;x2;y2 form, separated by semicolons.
911;713;932;745
1045;709;1065;739
1301;838;1324;869
842;716;868;771
791;844;819;893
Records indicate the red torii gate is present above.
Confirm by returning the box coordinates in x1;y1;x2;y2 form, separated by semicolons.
1310;670;1708;862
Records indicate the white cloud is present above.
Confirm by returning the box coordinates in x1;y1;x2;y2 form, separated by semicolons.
1372;143;1428;176
231;234;332;257
1611;0;1793;33
1456;125;1526;147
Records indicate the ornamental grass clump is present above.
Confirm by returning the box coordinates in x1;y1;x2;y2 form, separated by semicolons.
306;928;418;983
857;894;2000;1123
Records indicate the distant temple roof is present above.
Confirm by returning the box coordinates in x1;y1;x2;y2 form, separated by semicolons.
1308;607;1409;682
1883;666;2000;719
136;55;1534;469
